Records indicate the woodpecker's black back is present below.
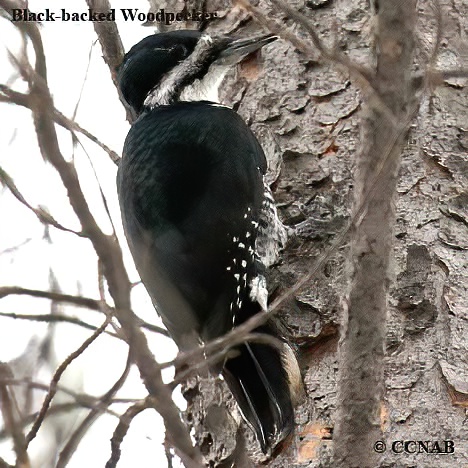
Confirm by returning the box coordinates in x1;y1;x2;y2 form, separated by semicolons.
117;31;300;453
119;103;266;342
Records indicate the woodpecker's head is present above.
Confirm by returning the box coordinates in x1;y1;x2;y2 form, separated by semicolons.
118;30;276;115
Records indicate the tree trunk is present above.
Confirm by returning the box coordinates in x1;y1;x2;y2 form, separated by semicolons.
334;1;416;467
185;0;468;465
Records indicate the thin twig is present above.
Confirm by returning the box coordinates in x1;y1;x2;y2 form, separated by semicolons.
0;363;30;467
84;0;134;123
0;457;13;468
0;286;102;310
139;320;170;336
0;310;120;338
0;285;170;336
169;333;284;388
237;0;377;94
1;7;203;463
56;350;133;468
0;378;137;409
105;398;155;468
72;40;95;121
0;396;138;443
0;84;120;164
84;0;124;88
1;378;139;400
74;134;119;235
0;165;85;237
26;316;112;446
0;238;32;256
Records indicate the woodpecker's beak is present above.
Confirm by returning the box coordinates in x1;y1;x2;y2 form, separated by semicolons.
218;34;277;64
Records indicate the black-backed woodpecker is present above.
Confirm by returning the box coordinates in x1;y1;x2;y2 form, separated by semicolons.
117;30;301;453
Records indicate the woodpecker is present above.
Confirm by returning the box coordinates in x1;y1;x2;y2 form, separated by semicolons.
117;30;301;453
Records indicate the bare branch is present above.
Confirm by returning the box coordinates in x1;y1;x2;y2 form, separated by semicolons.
333;1;417;466
106;397;155;468
0;380;98;412
71;40;95;121
413;68;468;90
0;9;203;463
26;315;112;446
84;0;134;123
0;383;140;443
84;0;124;88
237;0;377;95
270;0;368;76
0;363;30;467
0;310;120;337
139;320;170;337
58;109;121;164
55;351;133;468
75;136;119;236
0;286;169;336
0;286;102;310
0;403;109;443
169;333;284;389
0;378;139;407
0;457;13;468
436;68;468;80
0;84;120;164
0;165;85;237
0;238;32;256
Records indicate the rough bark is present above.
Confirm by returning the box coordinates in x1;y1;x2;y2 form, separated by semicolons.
1;0;466;465
184;0;468;466
333;1;416;467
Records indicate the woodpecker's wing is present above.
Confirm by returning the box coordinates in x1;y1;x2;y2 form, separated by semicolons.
118;102;267;346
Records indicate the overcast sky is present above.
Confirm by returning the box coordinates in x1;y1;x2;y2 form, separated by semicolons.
0;1;187;466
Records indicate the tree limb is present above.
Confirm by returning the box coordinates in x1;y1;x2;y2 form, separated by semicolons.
85;0;134;123
333;1;417;466
55;350;133;468
0;287;102;309
0;364;30;468
105;398;155;468
26;316;112;446
0;84;120;164
0;3;204;463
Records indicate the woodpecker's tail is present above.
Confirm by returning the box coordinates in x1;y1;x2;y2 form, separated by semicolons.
222;323;300;453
